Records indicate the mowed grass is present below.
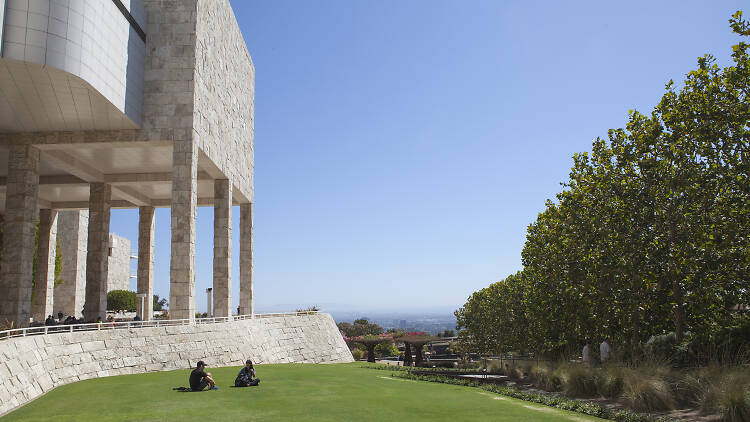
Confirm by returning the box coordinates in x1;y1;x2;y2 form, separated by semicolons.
4;363;608;422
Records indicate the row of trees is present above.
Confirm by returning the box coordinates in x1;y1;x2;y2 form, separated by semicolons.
456;12;750;358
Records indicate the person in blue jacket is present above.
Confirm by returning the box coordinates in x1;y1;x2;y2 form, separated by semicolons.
235;359;260;387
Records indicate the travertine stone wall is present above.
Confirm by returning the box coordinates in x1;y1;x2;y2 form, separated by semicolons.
84;183;112;322
170;137;198;320
213;179;232;318
239;203;253;315
137;207;155;321
55;210;89;318
31;209;58;322
0;144;40;324
140;0;196;141
107;234;132;293
194;0;254;201
0;314;352;416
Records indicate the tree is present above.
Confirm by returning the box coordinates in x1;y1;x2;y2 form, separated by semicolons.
153;295;168;311
107;290;137;311
337;318;384;337
374;342;399;358
456;11;750;358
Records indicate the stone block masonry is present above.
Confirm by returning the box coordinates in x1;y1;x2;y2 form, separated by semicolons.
107;234;133;292
55;211;89;318
0;314;353;416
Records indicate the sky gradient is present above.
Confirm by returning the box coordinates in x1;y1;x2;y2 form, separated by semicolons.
111;0;747;313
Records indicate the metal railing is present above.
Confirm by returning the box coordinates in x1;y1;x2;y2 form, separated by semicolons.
0;311;319;340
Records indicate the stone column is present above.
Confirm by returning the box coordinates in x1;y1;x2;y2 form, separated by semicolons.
84;183;111;322
213;179;232;318
170;139;198;320
31;209;58;322
239;202;253;316
137;206;155;321
54;210;88;318
0;144;40;325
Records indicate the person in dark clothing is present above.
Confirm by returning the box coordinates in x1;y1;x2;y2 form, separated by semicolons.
189;361;217;391
45;315;55;326
235;359;260;387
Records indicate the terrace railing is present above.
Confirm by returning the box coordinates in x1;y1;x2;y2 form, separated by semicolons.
0;311;319;340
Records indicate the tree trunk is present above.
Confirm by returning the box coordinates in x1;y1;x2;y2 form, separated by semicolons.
668;218;685;343
414;344;423;366
404;343;412;366
367;344;376;362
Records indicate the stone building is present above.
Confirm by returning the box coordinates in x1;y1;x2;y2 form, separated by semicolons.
0;0;255;325
52;210;136;318
107;233;134;293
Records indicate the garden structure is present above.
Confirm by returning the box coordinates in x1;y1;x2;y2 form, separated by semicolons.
350;334;393;363
395;333;438;366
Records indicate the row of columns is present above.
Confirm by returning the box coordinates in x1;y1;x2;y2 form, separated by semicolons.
0;143;254;326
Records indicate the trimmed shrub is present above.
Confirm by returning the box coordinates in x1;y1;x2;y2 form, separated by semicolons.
106;290;136;311
351;349;364;360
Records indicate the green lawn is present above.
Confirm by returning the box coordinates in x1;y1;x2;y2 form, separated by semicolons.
4;363;607;421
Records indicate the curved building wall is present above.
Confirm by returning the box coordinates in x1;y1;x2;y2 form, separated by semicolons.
0;0;146;127
0;314;353;416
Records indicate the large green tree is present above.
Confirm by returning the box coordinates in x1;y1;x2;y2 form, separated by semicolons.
457;11;750;357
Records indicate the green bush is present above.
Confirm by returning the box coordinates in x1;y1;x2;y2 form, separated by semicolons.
107;290;136;311
644;333;678;362
351;349;364;360
374;343;398;358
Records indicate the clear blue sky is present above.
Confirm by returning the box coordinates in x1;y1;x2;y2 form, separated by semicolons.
110;1;746;313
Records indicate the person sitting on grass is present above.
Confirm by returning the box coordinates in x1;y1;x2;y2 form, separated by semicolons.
235;359;260;387
190;361;218;391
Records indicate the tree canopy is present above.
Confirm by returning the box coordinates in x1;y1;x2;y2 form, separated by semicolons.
456;11;750;358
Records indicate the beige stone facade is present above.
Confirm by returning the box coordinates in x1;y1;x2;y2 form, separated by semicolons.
1;0;255;325
107;234;133;293
0;314;354;416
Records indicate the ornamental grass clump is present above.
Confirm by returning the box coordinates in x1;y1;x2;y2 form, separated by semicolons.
563;365;600;398
596;367;624;398
697;365;750;419
621;369;675;412
697;368;750;421
673;372;709;407
530;364;563;392
718;384;750;422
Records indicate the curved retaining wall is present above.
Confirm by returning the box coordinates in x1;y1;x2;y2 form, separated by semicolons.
0;313;352;416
